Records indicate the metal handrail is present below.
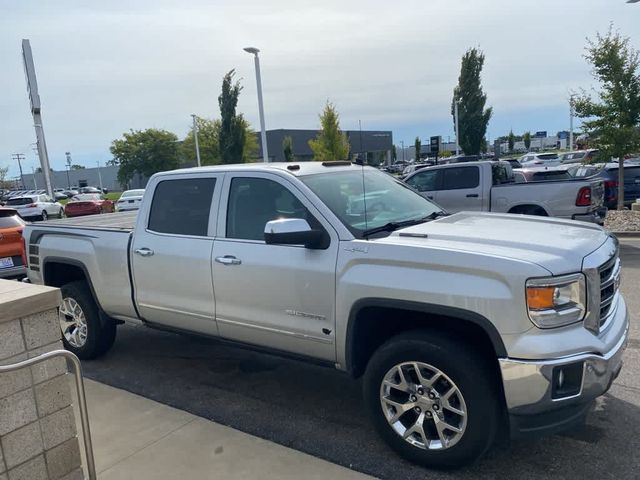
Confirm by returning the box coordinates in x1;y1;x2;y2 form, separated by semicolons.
0;349;96;480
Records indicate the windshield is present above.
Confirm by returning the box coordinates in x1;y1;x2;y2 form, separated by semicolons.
300;169;442;238
6;197;35;206
71;194;101;202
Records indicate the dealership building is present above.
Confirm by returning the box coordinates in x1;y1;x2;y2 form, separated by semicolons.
17;165;147;192
258;129;393;164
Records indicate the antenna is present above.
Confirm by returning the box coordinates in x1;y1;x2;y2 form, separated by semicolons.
359;158;368;235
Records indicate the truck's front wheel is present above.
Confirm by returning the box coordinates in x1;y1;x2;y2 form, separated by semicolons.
59;281;116;359
363;331;500;468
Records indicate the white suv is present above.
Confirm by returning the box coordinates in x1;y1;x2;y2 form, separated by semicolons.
5;195;64;221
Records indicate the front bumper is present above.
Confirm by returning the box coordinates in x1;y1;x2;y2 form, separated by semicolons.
499;305;628;436
572;207;607;225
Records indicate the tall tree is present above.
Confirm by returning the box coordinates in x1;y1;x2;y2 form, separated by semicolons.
452;48;493;155
308;101;350;161
508;130;515;152
523;131;531;151
574;27;640;209
110;129;180;185
282;136;294;162
218;70;249;164
414;137;422;161
391;144;397;162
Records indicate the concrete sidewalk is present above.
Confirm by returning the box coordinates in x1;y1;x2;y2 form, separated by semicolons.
79;379;374;480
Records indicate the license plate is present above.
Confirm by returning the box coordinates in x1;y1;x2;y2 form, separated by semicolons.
0;257;14;269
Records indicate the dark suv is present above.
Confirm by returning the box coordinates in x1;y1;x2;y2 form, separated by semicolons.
572;162;640;208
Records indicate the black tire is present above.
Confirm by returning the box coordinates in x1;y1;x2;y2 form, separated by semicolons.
59;281;116;359
41;210;48;221
363;330;500;469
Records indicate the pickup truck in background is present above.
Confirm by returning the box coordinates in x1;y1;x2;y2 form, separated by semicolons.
23;162;627;468
404;161;606;224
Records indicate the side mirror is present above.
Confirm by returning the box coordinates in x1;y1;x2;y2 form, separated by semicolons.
264;218;325;249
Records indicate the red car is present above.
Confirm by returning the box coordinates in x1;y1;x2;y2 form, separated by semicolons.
0;208;27;279
64;194;115;217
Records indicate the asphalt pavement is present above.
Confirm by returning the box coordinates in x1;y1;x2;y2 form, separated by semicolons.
82;239;640;480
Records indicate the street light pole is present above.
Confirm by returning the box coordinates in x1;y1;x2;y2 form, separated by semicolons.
400;141;405;162
244;47;269;163
454;101;460;156
65;152;72;189
569;97;575;151
191;114;201;167
96;161;103;191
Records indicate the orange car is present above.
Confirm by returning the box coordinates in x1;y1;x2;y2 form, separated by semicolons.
0;208;27;279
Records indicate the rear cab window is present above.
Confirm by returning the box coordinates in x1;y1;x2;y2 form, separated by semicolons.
0;211;24;228
147;178;216;236
441;166;480;190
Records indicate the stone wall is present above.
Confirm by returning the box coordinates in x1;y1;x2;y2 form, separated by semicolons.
0;280;83;480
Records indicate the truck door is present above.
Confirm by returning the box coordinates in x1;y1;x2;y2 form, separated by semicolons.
433;165;483;212
211;172;338;362
131;174;222;336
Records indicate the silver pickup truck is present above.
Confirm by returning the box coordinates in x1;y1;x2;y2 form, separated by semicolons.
24;162;628;468
404;161;606;224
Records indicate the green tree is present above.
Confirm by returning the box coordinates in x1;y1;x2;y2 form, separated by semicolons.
308;101;350;161
71;165;85;170
282;136;294;162
0;165;10;189
218;70;249;164
452;48;493;155
414;137;422;161
391;144;397;162
574;27;640;209
523;131;531;151
110;129;180;185
182;116;221;166
508;130;515;152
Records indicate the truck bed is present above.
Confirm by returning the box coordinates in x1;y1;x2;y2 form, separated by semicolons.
38;211;137;232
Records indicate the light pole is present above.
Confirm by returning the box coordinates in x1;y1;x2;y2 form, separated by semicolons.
244;47;269;163
454;100;460;156
400;140;405;162
65;152;72;189
569;96;575;151
96;161;104;191
191;114;201;167
31;166;38;189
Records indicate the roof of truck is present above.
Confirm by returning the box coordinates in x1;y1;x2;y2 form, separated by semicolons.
157;161;364;178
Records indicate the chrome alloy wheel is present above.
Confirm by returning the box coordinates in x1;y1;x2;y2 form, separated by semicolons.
59;297;88;348
380;361;467;450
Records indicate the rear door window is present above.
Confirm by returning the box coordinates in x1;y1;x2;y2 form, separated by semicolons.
6;198;33;206
148;178;216;236
441;166;480;190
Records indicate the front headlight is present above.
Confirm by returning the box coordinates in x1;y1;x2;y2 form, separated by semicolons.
526;273;586;328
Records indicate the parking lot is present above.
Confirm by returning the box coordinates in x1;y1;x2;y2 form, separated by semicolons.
76;238;640;479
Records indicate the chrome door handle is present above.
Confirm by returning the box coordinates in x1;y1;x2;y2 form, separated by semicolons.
215;255;241;265
134;248;154;257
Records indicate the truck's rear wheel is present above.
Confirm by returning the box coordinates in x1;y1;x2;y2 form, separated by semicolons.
59;281;116;359
363;331;499;469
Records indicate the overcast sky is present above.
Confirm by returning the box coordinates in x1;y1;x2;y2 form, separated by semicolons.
1;0;638;177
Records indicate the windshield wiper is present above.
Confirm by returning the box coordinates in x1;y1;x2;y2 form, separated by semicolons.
362;211;447;238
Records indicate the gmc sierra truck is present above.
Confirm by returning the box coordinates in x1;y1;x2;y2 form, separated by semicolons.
404;161;606;224
23;162;628;468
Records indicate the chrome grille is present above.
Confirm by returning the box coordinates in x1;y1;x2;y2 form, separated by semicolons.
598;252;620;328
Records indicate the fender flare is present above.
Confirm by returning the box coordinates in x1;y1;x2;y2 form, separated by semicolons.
345;298;508;373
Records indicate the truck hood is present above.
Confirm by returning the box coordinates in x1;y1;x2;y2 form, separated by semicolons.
376;212;609;275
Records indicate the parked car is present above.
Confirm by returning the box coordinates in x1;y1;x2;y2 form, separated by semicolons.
53;189;68;201
62;189;80;198
518;152;561;167
503;158;522;169
440;154;479;164
559;149;599;164
64;194;115;217
0;208;26;279
576;163;640;209
24;161;627;468
4;194;64;221
402;162;432;177
404;161;606;223
116;189;145;211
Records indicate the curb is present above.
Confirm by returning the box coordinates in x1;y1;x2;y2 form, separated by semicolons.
610;231;640;238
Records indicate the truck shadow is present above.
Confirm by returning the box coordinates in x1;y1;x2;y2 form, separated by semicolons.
82;325;640;480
